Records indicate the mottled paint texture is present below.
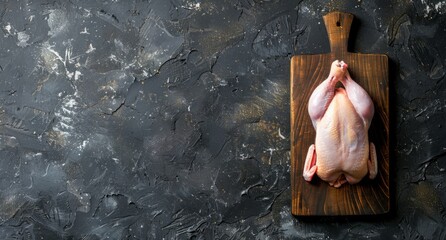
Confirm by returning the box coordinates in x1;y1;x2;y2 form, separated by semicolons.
0;0;445;239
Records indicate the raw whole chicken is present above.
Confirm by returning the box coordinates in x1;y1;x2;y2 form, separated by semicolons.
303;60;378;188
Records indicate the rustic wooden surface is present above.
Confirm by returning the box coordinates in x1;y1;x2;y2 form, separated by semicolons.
290;12;390;216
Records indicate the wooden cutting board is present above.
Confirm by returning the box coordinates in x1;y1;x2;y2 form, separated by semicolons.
290;11;390;216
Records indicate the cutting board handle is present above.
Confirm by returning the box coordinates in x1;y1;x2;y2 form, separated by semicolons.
323;11;354;55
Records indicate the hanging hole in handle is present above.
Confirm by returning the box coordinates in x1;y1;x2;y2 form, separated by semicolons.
336;21;341;27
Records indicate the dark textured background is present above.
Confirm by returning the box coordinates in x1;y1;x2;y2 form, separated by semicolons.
0;0;445;239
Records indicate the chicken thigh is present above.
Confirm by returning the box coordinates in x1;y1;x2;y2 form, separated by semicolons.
303;60;378;188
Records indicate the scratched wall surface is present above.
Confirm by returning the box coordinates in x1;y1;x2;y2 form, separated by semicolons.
0;0;445;239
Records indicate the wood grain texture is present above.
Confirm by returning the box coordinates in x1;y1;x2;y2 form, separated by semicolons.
290;12;390;216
